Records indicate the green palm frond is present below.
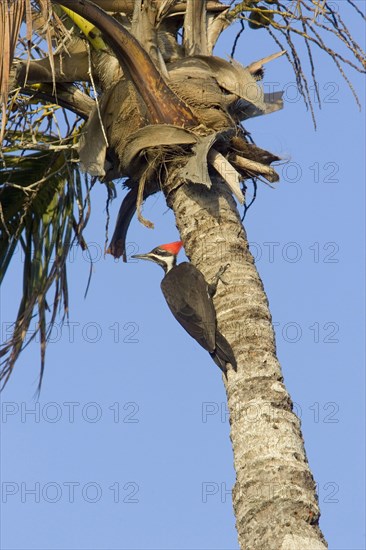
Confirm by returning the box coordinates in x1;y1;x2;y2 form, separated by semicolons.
0;143;91;392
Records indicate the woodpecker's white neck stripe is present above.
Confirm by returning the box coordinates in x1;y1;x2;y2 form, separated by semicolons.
163;254;175;273
142;252;176;273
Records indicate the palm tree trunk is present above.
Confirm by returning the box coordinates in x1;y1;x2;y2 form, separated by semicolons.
166;177;328;550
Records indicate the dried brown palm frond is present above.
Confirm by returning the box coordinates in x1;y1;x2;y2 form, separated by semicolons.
228;0;365;126
0;0;67;140
0;0;26;141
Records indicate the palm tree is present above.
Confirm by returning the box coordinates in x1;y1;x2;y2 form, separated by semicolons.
1;1;364;548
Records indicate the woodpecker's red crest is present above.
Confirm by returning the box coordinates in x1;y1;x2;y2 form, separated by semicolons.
159;241;183;255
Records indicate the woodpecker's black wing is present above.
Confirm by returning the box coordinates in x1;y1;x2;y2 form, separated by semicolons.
161;262;217;353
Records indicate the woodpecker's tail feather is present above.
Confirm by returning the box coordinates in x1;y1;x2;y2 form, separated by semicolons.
210;331;237;376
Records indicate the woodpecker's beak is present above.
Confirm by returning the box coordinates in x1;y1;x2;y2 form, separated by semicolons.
131;253;152;262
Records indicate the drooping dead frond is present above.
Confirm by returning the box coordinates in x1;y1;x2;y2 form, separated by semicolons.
208;149;244;203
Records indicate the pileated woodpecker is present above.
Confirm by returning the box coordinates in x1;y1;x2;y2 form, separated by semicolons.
132;241;237;375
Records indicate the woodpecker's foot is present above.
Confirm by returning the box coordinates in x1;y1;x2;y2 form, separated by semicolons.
208;263;230;297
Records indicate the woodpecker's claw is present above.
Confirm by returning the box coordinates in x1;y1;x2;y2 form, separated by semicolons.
217;263;230;281
208;263;230;297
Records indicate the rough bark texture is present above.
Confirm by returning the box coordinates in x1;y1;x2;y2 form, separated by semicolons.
166;179;327;550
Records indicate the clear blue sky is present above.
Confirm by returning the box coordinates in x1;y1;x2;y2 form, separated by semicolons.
1;4;365;549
